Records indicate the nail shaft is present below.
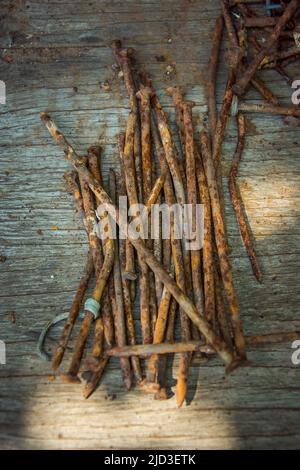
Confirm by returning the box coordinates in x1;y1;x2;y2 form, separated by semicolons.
107;341;214;357
195;156;215;326
88;146;115;350
229;112;262;282
200;129;246;359
122;111;151;344
207;16;224;137
51;173;94;371
117;133;142;383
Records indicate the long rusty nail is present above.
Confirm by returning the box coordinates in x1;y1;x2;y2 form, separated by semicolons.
200;129;246;359
122;111;151;344
151;144;164;307
87;146;115;350
105;331;300;355
150;90;186;206
143;225;175;389
232;100;300;116
61;154;114;383
213;69;237;167
62;217;114;383
246;331;300;346
136;84;160;337
155;86;193;340
229;112;262;282
137;169;166;338
119;167;166;387
78;160;103;272
182;101;205;341
117;133;137;297
207;16;224;136
109;168;132;390
195;155;216;327
60;160;98;382
106;341;215;357
222;0;243;69
153;218;163;305
151;116;191;407
149;124;178;392
111;40;143;203
117;133;142;384
136;85;153;202
51;173;94;371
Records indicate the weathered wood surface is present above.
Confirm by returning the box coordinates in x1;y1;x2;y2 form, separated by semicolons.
0;0;300;450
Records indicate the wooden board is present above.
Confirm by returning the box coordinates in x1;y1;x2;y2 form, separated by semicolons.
0;0;300;450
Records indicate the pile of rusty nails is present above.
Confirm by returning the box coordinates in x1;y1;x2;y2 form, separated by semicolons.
38;1;300;406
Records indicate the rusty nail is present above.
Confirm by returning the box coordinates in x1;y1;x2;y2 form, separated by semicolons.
200;129;246;359
229;112;262;282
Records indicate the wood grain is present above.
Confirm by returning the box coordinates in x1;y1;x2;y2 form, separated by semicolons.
0;0;299;450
